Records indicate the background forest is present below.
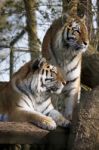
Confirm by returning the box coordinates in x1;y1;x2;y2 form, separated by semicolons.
0;0;99;81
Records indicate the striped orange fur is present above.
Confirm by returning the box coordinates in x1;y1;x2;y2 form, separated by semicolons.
0;57;70;130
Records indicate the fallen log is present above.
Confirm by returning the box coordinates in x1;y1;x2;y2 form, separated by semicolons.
0;121;70;150
0;122;48;144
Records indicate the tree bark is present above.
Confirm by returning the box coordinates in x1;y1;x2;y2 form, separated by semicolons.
23;0;40;59
82;53;99;88
96;0;99;51
62;0;70;13
9;47;14;79
68;86;99;150
78;0;93;39
62;0;79;14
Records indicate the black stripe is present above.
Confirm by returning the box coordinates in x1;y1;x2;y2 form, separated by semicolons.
29;79;33;94
42;69;44;74
25;79;36;108
42;102;51;114
62;26;66;42
66;77;79;85
41;78;46;88
28;97;34;108
17;85;27;96
67;59;80;74
16;84;33;108
67;28;70;40
23;99;31;107
25;81;35;108
16;103;23;108
62;26;70;48
68;54;77;64
16;102;31;109
46;70;48;76
45;78;54;81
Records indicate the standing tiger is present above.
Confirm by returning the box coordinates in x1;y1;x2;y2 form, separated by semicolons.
42;13;89;120
0;57;70;130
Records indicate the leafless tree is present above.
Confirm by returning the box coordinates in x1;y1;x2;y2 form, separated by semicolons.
24;0;41;59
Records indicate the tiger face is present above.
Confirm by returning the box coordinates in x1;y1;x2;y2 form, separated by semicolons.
61;15;89;53
35;58;66;94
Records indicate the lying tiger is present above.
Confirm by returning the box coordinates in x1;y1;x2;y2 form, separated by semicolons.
0;57;70;130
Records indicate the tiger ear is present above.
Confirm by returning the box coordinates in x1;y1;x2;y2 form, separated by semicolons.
80;15;86;24
32;57;46;71
38;57;46;68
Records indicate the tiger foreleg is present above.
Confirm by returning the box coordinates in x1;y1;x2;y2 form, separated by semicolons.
9;109;56;130
64;91;80;121
48;109;70;128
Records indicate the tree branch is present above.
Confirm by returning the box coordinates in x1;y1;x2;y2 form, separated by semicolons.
10;29;26;47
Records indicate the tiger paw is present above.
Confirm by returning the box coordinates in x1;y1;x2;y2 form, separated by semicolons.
64;110;73;121
40;116;57;130
66;114;72;121
56;116;71;128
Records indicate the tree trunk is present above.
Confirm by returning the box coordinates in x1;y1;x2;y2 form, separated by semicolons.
62;0;79;14
23;0;40;59
97;0;99;28
78;0;93;40
10;47;14;79
68;86;99;150
82;53;99;88
62;0;70;13
96;0;99;51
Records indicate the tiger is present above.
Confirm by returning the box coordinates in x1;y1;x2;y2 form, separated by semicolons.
0;57;70;130
42;13;89;120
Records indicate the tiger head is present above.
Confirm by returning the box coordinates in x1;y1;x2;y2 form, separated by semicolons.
61;14;89;53
32;57;66;94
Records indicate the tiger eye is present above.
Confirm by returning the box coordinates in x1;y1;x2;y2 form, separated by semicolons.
47;65;50;68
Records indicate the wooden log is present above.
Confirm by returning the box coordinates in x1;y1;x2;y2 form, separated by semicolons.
0;122;48;144
0;121;70;148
